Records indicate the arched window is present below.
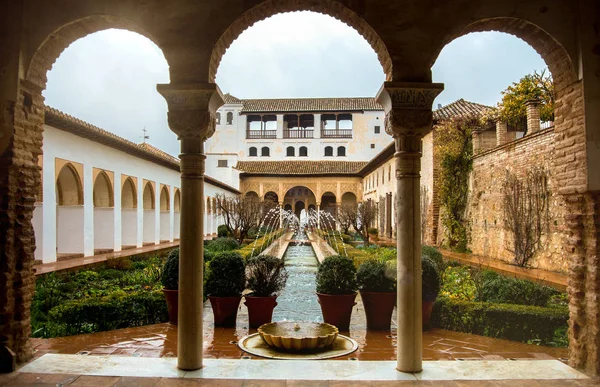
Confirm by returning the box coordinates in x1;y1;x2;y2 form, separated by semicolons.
337;146;346;157
56;164;83;205
261;147;270;157
249;147;257;157
174;189;181;213
286;146;295;157
160;186;170;211
93;171;113;207
143;183;155;210
226;112;233;125
121;177;137;209
216;112;221;125
299;146;308;157
324;146;333;157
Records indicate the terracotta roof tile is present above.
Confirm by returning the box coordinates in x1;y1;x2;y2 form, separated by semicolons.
236;160;367;175
433;99;492;121
223;94;242;104
236;97;382;113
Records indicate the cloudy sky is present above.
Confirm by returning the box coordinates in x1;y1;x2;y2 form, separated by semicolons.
44;12;547;157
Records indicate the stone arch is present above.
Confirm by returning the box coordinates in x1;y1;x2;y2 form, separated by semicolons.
433;18;576;93
174;189;181;213
143;182;155;210
93;171;114;208
160;186;170;211
26;15;166;90
342;192;357;205
283;185;317;200
209;0;392;82
206;196;212;215
245;191;260;200
121;177;137;209
264;191;279;203
56;164;83;206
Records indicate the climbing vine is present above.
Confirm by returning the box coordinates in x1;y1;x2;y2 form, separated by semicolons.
435;115;482;252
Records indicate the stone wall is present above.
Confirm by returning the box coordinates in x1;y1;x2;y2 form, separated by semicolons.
467;127;568;272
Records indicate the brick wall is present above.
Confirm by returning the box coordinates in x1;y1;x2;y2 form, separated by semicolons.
467;127;568;272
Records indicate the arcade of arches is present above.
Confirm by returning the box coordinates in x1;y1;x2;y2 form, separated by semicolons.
1;0;599;377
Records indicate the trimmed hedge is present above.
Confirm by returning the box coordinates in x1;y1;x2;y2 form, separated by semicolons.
237;230;283;259
47;290;168;337
431;297;569;346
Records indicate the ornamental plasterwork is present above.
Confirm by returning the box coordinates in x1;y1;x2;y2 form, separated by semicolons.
262;183;279;196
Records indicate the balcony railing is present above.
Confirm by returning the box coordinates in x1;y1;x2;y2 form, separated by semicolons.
246;130;277;139
321;129;353;138
283;129;314;139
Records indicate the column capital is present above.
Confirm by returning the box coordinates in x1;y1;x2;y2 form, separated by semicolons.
157;82;224;141
376;82;444;138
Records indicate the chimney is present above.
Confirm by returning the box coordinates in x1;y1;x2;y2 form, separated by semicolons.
525;99;541;134
437;103;442;109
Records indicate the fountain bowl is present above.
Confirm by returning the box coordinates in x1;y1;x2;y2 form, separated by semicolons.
258;322;338;352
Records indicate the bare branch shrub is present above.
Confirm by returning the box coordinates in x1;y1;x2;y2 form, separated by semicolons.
215;194;269;244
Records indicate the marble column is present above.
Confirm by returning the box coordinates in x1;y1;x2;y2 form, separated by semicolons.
157;83;224;371
316;202;321;230
279;203;284;230
376;81;443;373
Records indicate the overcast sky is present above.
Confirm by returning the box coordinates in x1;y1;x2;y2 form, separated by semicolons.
44;12;547;157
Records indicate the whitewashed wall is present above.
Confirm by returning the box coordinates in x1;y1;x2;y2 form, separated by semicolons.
34;124;238;263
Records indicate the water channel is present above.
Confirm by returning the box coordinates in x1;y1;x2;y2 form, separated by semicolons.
271;231;323;322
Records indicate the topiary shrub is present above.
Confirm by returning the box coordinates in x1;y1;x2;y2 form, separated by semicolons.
422;245;444;272
161;248;179;290
368;227;378;235
357;259;396;292
422;256;441;302
245;255;288;297
206;237;240;252
316;255;357;295
478;274;560;307
217;224;230;238
205;252;245;297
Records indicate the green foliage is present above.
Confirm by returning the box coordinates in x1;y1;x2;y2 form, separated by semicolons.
368;227;378;235
218;224;231;238
421;245;444;272
47;290;168;337
236;230;283;259
422;256;441;302
497;69;554;126
105;257;133;270
436;116;478;252
161;249;179;290
206;237;240;252
316;255;358;295
205;252;245;297
245;255;288;297
431;297;568;347
341;234;352;244
357;259;396;292
478;274;560;307
440;266;476;301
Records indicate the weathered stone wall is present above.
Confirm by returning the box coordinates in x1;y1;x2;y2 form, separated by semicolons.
467;127;568;272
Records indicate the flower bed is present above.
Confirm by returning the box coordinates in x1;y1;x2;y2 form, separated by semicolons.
236;229;284;259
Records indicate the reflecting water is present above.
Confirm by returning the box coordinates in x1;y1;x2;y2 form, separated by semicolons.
272;233;322;322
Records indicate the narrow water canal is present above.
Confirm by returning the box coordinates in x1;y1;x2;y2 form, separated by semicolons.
272;232;322;322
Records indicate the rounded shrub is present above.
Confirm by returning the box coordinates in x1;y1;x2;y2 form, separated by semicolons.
206;237;240;252
316;255;357;295
368;227;378;235
422;245;444;272
161;248;179;290
245;255;288;297
422;256;441;302
205;251;245;297
357;259;396;292
217;224;230;238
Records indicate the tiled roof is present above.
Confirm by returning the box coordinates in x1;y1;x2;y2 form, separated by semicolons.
433;99;492;121
234;97;382;113
44;107;240;194
223;94;242;104
236;160;367;175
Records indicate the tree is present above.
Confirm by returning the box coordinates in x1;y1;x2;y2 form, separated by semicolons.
346;200;378;245
497;69;555;126
214;194;269;244
337;204;355;235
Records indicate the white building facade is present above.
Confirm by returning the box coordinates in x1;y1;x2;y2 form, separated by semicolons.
34;108;239;264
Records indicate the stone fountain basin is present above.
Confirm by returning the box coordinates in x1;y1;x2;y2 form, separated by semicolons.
258;322;338;351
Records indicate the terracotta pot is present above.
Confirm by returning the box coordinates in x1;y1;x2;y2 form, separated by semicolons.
209;295;242;327
163;289;178;325
360;291;396;330
422;300;435;331
244;295;278;328
317;292;357;331
369;234;379;242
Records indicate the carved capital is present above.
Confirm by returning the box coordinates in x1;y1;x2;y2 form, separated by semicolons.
376;82;444;138
180;153;206;179
395;134;422;178
157;83;224;141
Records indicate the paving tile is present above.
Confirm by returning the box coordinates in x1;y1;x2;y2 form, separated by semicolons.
241;380;286;387
286;381;329;387
70;375;121;386
113;376;161;387
155;379;202;386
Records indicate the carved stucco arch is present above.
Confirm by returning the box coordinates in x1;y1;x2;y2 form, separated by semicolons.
208;0;392;83
282;184;318;201
432;17;577;93
26;14;166;89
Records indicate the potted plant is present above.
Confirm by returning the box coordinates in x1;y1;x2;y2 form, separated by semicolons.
368;227;379;242
205;251;245;327
161;248;179;325
422;255;441;330
357;259;396;330
316;255;358;331
244;255;289;328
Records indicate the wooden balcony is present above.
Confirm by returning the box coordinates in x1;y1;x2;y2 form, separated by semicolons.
246;130;277;139
283;129;314;139
321;129;353;138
